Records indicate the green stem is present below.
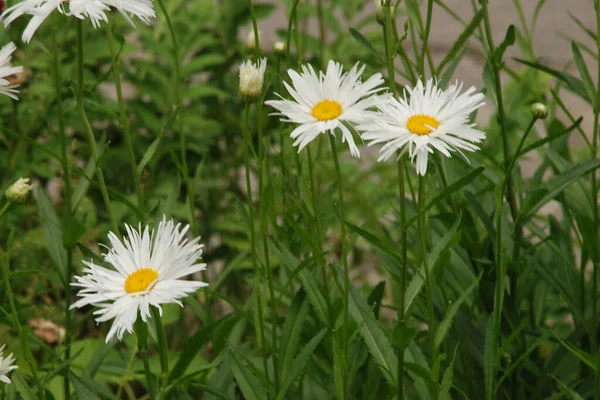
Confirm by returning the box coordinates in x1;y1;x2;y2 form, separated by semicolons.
384;3;408;396
328;135;348;399
480;0;518;222
256;97;279;393
247;0;261;59
106;21;144;213
317;0;326;65
156;0;197;235
285;0;302;68
150;307;169;393
307;145;332;325
593;1;600;397
418;175;437;398
419;0;434;77
76;20;119;236
0;202;12;221
242;103;270;393
1;250;46;400
135;321;157;400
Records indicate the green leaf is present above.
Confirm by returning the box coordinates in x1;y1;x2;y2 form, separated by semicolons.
522;158;600;220
229;345;267;400
437;9;484;74
515;58;589;103
493;25;515;65
484;318;495;400
391;321;417;351
571;41;597;107
439;347;458;400
279;291;309;385
68;372;101;400
553;332;597;372
517;117;582;157
349;28;384;64
36;188;67;282
12;371;35;400
435;274;481;350
276;329;327;400
137;108;179;175
405;214;462;314
334;267;398;387
71;135;105;213
183;54;227;75
344;221;402;265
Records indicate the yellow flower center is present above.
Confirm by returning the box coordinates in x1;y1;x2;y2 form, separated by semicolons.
124;268;158;294
406;114;439;135
311;100;342;121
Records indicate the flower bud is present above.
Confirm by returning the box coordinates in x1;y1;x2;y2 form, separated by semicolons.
239;58;267;101
5;177;32;203
530;103;548;119
246;30;260;51
273;41;285;55
375;0;385;24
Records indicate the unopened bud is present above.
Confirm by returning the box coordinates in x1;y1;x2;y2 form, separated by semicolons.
246;30;260;51
239;58;267;101
375;0;385;24
5;177;32;203
273;41;285;55
530;103;548;119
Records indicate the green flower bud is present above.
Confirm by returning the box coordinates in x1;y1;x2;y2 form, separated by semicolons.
5;177;32;203
530;103;548;119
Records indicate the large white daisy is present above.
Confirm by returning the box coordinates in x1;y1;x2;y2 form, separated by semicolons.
265;60;384;157
0;42;23;100
1;0;155;43
71;217;208;342
358;78;486;175
0;345;17;384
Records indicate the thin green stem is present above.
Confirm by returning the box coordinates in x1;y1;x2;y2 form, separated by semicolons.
256;96;279;394
593;2;600;397
285;0;301;68
0;202;12;221
2;250;46;400
419;0;434;77
247;0;261;59
317;0;326;65
418;175;437;398
157;0;197;235
307;145;332;325
242;103;270;394
136;322;157;400
328;135;348;399
106;21;144;212
150;307;169;395
76;20;119;236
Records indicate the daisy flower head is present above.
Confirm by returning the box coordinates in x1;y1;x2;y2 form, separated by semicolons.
0;42;23;100
1;0;154;43
0;345;17;384
265;60;385;158
239;57;267;100
71;217;208;342
358;78;486;176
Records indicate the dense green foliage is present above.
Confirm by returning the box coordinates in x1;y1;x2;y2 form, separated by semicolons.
0;0;599;399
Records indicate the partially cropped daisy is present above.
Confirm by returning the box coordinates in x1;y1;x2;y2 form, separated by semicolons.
266;60;384;157
71;217;208;342
0;42;23;100
0;345;17;384
239;58;267;100
1;0;154;43
359;78;486;175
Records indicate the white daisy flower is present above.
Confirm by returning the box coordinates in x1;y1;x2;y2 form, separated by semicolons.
1;0;154;43
358;78;486;175
0;42;23;100
71;217;208;342
0;345;17;384
265;60;384;158
239;58;267;99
